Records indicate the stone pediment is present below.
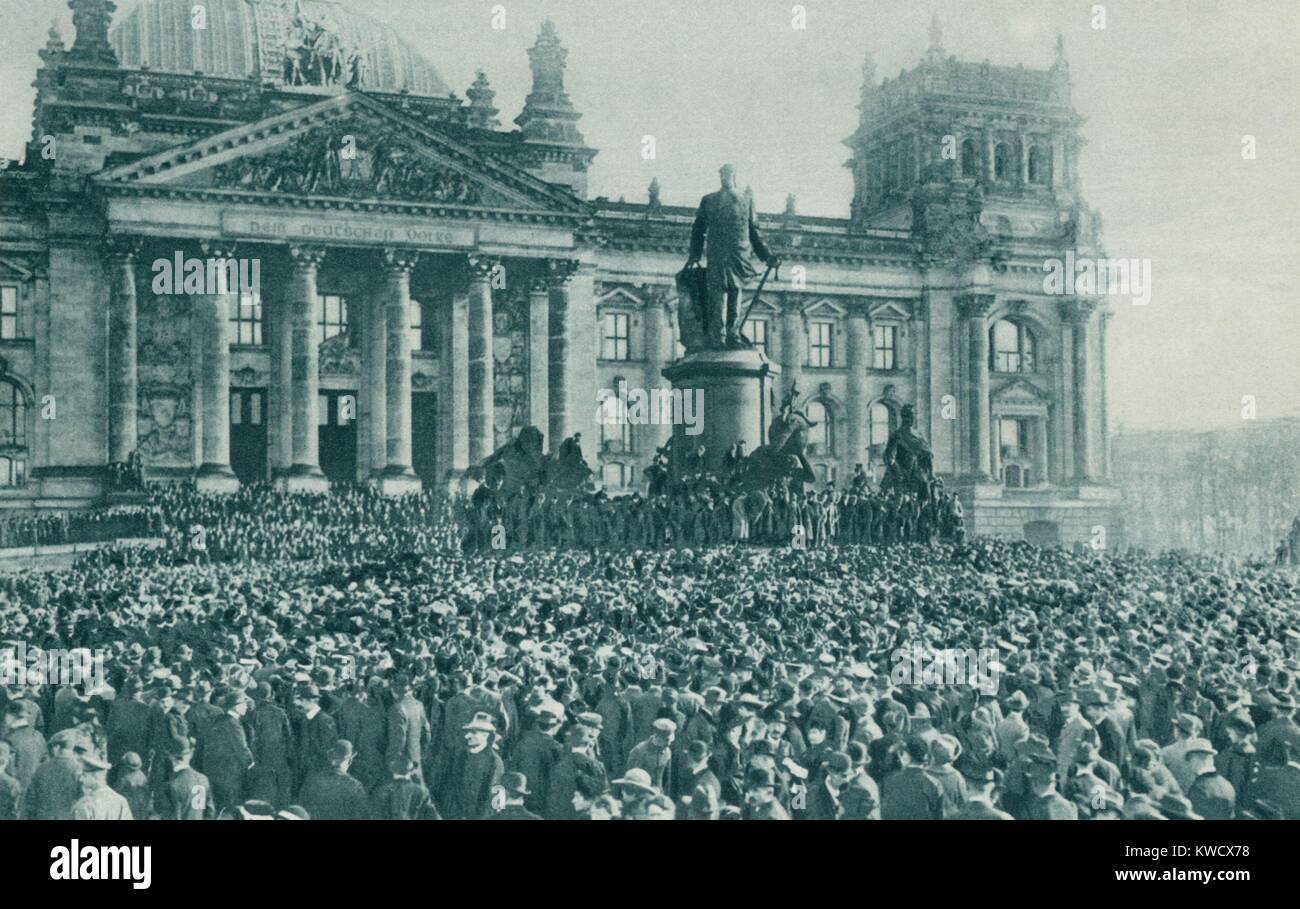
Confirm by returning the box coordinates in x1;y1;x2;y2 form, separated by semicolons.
992;377;1051;406
94;93;586;215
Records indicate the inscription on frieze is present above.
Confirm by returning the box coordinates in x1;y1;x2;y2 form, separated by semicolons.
221;212;477;249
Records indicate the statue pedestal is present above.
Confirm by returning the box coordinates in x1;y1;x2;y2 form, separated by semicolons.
662;348;779;478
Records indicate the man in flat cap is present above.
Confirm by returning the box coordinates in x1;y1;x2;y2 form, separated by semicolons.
298;739;371;820
435;712;503;820
627;717;676;792
71;749;133;820
21;729;83;819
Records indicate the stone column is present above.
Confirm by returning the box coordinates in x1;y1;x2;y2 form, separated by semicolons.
270;279;294;478
363;285;386;478
642;287;673;454
441;282;473;491
284;244;328;492
466;255;496;466
985;130;997;182
958;294;994;479
845;308;870;470
546;259;578;451
378;249;421;494
912;293;931;441
779;300;804;396
195;241;240;492
1019;135;1031;184
990;415;1002;483
104;236;140;467
528;277;550;434
1035;415;1050;486
1063;298;1101;481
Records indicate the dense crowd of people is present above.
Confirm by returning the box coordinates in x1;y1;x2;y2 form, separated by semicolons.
460;469;965;551
0;481;1298;822
0;508;159;551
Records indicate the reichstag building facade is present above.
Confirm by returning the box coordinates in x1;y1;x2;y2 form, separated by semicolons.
0;0;1117;544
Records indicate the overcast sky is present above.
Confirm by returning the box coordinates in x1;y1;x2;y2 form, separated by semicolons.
1;0;1297;433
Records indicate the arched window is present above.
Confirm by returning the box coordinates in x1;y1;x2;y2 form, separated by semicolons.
960;138;978;178
994;142;1011;181
0;379;27;487
990;319;1035;373
806;400;833;456
1028;144;1051;185
869;402;894;449
597;379;632;454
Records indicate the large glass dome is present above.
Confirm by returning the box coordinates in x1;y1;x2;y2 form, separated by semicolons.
110;0;452;96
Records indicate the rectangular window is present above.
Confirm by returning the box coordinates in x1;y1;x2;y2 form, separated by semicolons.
744;317;769;355
230;393;242;426
249;393;262;426
0;286;17;340
600;312;630;361
809;321;834;368
316;294;348;347
232;292;263;346
999;417;1024;457
872;324;896;370
318;394;331;427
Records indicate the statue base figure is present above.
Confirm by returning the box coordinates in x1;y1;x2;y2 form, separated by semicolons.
662;348;779;480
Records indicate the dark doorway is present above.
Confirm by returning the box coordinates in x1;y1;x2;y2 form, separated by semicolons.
230;388;267;485
412;391;438;486
1024;520;1060;547
319;390;358;483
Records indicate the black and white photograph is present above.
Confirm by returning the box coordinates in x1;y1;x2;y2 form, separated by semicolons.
0;0;1296;890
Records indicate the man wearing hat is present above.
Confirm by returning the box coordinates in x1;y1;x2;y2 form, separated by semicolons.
71;748;133;820
21;728;83;819
194;687;254;812
506;704;564;816
386;673;431;786
370;753;438;820
491;772;542;820
956;768;1014;819
297;739;371;820
1255;690;1300;764
806;751;854;820
610;767;659;819
545;713;608;820
627;717;676;792
157;743;214;820
245;681;295;807
106;676;151;766
1183;738;1234;819
881;735;943;820
742;766;789;820
294;683;338;795
926;734;968;819
1162;712;1204;794
1218;711;1257;807
109;752;152;820
434;712;503;820
2;697;46;792
679;739;722;820
1024;738;1077;820
1247;738;1300;819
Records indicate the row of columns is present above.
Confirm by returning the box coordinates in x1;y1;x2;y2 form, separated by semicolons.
957;292;1102;484
102;238;591;495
